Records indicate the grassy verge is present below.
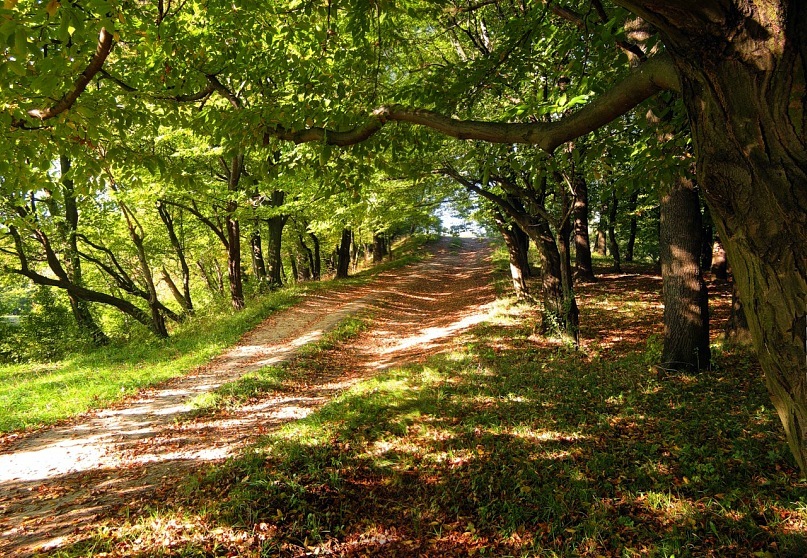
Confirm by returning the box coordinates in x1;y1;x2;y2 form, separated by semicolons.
55;299;807;557
0;235;435;434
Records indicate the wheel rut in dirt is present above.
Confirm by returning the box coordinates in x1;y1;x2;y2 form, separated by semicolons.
0;237;496;557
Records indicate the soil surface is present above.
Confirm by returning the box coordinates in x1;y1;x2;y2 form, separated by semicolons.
0;237;496;557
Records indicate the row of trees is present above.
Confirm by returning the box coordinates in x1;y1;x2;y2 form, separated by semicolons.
1;1;804;473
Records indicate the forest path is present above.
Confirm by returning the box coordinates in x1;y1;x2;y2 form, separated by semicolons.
0;237;496;557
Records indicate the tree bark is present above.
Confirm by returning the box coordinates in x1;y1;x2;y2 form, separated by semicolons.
336;228;352;279
608;189;622;273
265;190;288;288
658;177;711;372
156;201;193;313
372;232;388;263
725;281;752;345
616;0;807;482
625;190;639;263
250;226;267;283
309;232;321;280
711;239;728;281
594;214;607;256
573;175;597;282
492;209;530;299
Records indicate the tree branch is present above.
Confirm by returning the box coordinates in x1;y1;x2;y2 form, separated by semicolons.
265;54;679;153
26;28;114;120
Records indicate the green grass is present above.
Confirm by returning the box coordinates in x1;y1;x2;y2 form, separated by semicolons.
0;234;435;434
56;298;807;557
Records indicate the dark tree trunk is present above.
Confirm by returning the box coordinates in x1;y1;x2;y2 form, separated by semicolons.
710;239;728;281
557;196;579;343
265;191;288;288
51;156;109;345
618;0;807;476
700;203;714;272
372;232;388;263
607;189;621;273
336;228;352;279
161;268;190;313
658;177;711;372
573;175;597;282
226;213;244;310
309;232;321;280
625;190;639;263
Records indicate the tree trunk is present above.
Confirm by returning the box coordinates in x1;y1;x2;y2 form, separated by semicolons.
573;175;597;282
156;201;193;314
372;232;388;263
658;177;710;372
197;260;221;295
226;213;244;310
265;190;288;288
725;281;752;345
700;203;714;273
608;189;621;273
711;240;728;281
250;226;267;283
336;228;352;279
625;190;639;263
162;268;190;312
309;232;321;280
594;214;607;255
52;155;109;345
557;203;579;344
493;211;530;299
620;0;807;476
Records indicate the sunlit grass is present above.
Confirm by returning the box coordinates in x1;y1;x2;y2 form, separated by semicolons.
0;235;434;434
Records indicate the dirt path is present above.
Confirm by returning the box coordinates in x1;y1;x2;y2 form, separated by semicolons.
0;237;496;557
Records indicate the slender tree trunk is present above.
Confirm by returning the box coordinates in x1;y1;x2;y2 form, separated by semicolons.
336;228;352;279
225;212;244;309
557;210;579;344
625;190;639;263
250;226;267;283
711;240;728;281
162;268;190;312
658;177;710;372
197;260;221;295
594;213;607;256
700;203;714;273
608;190;622;273
265;191;287;288
309;232;321;280
573;176;596;282
156;201;193;313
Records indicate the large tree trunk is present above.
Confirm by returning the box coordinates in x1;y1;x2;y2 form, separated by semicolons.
336;228;352;279
573;175;597;282
620;0;807;476
658;177;711;372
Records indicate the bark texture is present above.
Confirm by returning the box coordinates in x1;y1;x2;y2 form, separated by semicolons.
617;0;807;473
659;177;711;372
573;176;597;282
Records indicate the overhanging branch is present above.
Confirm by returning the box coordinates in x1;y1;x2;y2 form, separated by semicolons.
265;54;679;153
